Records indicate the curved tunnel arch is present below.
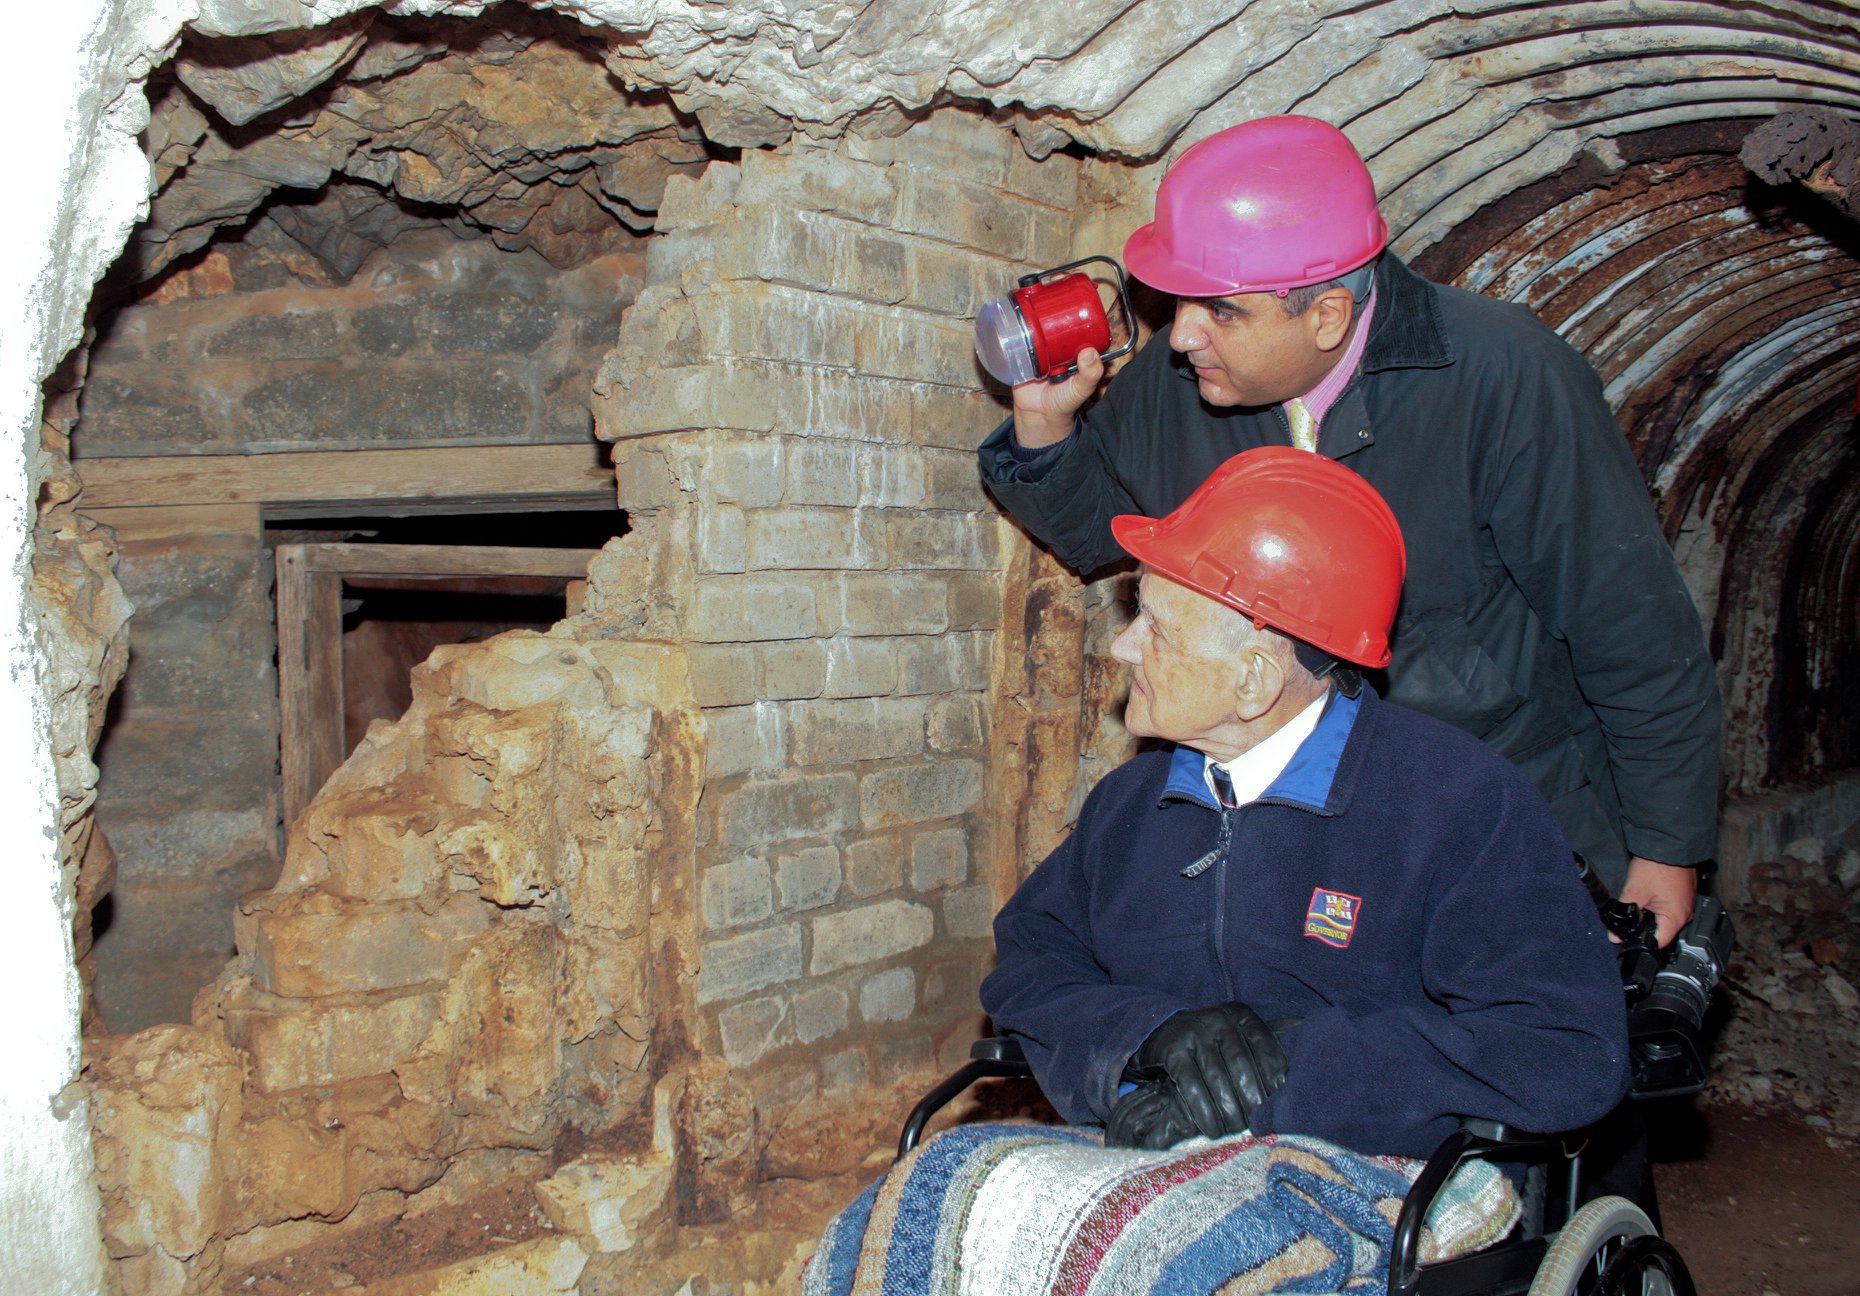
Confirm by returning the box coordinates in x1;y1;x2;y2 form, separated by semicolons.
1117;2;1860;802
1408;116;1859;798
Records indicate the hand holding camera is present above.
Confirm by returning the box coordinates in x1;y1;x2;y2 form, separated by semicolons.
1579;854;1735;1098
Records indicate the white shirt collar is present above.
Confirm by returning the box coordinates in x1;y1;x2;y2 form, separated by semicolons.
1204;690;1329;807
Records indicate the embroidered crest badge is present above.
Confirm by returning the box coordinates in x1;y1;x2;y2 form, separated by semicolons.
1305;887;1364;948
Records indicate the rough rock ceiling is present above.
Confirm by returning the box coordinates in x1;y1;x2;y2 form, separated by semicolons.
173;2;1860;192
138;10;708;279
147;2;1860;259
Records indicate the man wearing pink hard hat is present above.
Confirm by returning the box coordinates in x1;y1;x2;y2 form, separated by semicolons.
979;115;1718;948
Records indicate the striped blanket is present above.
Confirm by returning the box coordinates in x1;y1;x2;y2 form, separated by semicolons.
804;1122;1519;1296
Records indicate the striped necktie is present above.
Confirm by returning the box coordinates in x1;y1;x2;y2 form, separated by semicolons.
1285;397;1318;453
1210;765;1237;810
1184;765;1238;878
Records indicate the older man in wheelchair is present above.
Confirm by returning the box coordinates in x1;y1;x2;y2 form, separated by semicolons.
806;448;1699;1296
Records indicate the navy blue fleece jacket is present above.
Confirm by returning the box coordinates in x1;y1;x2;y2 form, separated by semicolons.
979;686;1630;1159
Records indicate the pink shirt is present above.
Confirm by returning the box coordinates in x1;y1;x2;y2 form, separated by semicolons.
1294;284;1378;431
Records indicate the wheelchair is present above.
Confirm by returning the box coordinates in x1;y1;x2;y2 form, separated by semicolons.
897;1037;1697;1296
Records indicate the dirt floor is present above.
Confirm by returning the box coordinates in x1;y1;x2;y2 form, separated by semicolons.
221;1100;1859;1296
1656;1106;1860;1296
1653;848;1860;1295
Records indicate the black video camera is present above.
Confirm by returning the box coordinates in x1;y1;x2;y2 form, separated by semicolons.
1576;855;1736;1099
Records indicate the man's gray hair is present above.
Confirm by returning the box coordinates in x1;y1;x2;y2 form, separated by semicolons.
1278;260;1377;317
1214;607;1322;685
1279;279;1345;317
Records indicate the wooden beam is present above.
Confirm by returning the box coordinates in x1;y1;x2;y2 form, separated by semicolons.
87;504;263;541
289;542;598;579
73;444;616;513
277;547;345;828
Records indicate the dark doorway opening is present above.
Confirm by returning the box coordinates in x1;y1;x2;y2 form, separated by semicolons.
268;507;627;821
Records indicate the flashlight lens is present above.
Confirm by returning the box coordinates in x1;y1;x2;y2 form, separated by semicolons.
974;294;1040;386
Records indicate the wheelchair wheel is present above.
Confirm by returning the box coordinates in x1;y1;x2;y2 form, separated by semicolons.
1595;1235;1696;1296
1527;1196;1693;1296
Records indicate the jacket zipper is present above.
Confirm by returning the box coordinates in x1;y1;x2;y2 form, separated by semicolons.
1211;803;1237;1000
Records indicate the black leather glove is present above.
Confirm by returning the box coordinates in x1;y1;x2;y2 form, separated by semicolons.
1125;1002;1290;1140
1105;1077;1200;1150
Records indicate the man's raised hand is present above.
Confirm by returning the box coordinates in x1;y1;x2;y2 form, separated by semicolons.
1009;347;1105;449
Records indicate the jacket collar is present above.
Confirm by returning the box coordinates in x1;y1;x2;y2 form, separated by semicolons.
1361;254;1454;374
1159;685;1365;813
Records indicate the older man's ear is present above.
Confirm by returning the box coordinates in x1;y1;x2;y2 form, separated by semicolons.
1230;645;1286;722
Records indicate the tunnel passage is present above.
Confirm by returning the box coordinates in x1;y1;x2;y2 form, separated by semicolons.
1411;118;1860;802
78;10;669;1035
30;1;1860;1293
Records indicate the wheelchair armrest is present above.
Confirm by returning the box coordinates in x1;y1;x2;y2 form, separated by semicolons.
1458;1117;1511;1143
1388;1118;1572;1296
896;1036;1035;1162
969;1036;1029;1066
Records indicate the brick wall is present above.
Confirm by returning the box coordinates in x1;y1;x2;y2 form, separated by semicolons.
80;230;638;455
81;107;1148;1288
80;228;643;1032
90;634;704;1287
593;112;1088;1154
92;522;281;1032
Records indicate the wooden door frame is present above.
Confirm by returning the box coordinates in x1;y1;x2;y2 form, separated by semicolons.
275;541;599;826
74;443;619;828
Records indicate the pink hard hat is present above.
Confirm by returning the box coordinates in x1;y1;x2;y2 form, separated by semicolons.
1124;115;1389;298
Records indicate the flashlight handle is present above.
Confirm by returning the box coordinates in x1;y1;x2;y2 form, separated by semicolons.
1019;255;1138;374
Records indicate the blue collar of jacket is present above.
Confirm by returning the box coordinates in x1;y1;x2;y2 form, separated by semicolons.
1159;685;1364;814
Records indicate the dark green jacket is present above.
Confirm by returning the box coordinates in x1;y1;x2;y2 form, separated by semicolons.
978;255;1721;883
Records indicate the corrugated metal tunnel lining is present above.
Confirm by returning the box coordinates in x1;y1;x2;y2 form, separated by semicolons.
1413;117;1860;795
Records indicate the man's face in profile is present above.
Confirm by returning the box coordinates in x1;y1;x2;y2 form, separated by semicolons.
1167;291;1343;409
1110;571;1242;749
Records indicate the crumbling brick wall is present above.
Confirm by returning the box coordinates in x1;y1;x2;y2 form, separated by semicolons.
84;108;1146;1293
91;520;281;1031
591;114;1092;1187
81;233;633;456
91;631;703;1290
81;234;643;1033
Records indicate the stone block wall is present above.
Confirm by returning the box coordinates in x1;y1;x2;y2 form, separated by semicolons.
92;521;282;1032
82;106;1141;1293
79;231;639;456
90;631;704;1289
591;111;1090;1159
80;227;645;1033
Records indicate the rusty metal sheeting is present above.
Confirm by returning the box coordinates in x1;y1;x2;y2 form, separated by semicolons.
1743;108;1860;220
1416;123;1859;794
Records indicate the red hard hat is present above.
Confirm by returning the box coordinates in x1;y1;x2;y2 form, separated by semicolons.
1111;448;1406;667
1124;115;1388;298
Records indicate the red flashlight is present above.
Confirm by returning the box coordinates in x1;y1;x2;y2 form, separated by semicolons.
974;255;1137;387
